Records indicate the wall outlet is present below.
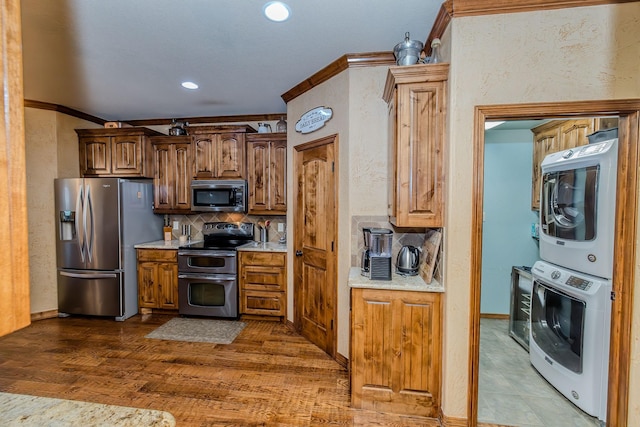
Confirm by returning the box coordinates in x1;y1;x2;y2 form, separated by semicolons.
173;221;180;230
277;223;285;232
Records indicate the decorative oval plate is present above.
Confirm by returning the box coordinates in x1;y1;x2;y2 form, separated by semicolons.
295;106;333;134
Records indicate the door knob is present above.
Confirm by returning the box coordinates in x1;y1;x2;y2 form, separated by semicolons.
295;250;303;257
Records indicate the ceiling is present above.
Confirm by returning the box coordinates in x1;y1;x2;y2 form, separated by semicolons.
20;0;442;122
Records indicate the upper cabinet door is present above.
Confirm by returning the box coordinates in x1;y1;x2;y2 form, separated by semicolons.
216;132;245;179
111;135;143;175
270;139;287;214
247;134;287;215
190;125;254;179
151;136;192;214
193;134;216;179
384;64;448;228
79;136;111;176
76;128;160;178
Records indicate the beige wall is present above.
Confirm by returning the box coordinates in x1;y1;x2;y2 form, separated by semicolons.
286;66;389;358
24;107;100;314
442;2;640;421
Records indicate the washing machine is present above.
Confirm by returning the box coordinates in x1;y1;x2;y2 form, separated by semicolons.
529;260;611;422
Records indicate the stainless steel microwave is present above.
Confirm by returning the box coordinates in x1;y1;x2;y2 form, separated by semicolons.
190;180;247;212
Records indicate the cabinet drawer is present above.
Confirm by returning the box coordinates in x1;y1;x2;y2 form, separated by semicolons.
240;251;285;267
242;266;285;291
241;290;285;316
137;249;177;262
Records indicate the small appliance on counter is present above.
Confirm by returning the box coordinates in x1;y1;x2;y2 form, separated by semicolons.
396;245;420;276
361;228;393;280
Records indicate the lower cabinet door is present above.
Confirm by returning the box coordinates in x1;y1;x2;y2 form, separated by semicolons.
241;290;285;316
350;287;442;417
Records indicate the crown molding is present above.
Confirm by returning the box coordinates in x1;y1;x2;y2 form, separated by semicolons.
451;0;635;17
126;113;286;127
23;99;106;125
281;52;395;103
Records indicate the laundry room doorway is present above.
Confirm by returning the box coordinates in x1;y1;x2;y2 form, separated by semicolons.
469;100;640;427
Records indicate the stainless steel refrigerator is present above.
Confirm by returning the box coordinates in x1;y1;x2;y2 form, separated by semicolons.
55;178;162;321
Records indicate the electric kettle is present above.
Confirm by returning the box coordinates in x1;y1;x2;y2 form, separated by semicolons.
396;245;420;275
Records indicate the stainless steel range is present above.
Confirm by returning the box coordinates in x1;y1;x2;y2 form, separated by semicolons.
178;222;254;318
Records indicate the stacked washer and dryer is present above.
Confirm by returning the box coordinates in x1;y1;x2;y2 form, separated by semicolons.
530;128;618;423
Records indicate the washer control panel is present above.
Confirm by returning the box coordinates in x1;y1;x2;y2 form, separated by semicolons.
565;275;593;291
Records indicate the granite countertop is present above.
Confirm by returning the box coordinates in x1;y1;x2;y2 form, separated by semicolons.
237;241;288;253
348;266;444;292
134;240;287;253
134;240;190;250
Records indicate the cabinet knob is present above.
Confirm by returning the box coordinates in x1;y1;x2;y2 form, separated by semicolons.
295;250;303;257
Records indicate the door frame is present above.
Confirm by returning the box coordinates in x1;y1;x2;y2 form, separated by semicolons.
469;100;640;427
292;134;338;359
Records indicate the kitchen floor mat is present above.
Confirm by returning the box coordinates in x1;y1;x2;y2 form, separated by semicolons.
145;317;246;344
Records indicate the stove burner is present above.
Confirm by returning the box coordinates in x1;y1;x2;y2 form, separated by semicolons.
179;221;255;251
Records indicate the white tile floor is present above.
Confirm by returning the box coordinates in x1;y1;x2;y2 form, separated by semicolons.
478;318;604;427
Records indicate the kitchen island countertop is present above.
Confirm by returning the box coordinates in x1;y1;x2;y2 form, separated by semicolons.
348;266;444;292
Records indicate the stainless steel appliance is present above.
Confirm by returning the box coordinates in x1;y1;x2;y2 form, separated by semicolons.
178;222;254;318
361;228;393;280
55;178;162;321
396;245;420;276
508;265;532;351
191;179;247;213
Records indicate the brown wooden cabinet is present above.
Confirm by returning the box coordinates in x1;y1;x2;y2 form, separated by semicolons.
137;249;178;310
190;125;255;179
151;136;192;214
350;287;442;418
246;133;287;215
77;128;161;177
383;63;448;228
530;119;601;210
239;251;286;320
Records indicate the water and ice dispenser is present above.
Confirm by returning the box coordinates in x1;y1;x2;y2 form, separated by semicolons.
59;210;76;241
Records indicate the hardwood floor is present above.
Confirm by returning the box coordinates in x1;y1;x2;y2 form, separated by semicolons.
0;314;437;426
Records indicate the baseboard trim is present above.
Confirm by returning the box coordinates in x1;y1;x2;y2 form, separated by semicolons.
285;320;349;369
439;408;468;427
30;310;58;321
479;313;509;320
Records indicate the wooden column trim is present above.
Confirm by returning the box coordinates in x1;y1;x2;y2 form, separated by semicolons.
1;0;31;337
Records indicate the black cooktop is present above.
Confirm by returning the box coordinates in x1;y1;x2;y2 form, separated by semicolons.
179;221;254;251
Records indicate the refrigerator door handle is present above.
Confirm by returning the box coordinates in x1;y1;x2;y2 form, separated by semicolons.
60;271;118;279
85;184;94;263
76;182;85;262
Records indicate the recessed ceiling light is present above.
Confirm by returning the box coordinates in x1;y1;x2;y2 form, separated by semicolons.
264;1;290;22
181;81;199;90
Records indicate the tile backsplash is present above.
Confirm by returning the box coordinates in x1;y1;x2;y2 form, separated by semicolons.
165;213;286;243
351;215;442;281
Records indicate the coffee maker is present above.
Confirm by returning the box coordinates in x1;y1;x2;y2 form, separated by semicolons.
361;228;393;280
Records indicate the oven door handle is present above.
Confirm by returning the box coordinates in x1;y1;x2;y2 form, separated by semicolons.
178;273;236;280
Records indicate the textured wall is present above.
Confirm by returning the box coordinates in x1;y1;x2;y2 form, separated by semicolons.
287;66;395;358
443;3;640;420
24;108;100;314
